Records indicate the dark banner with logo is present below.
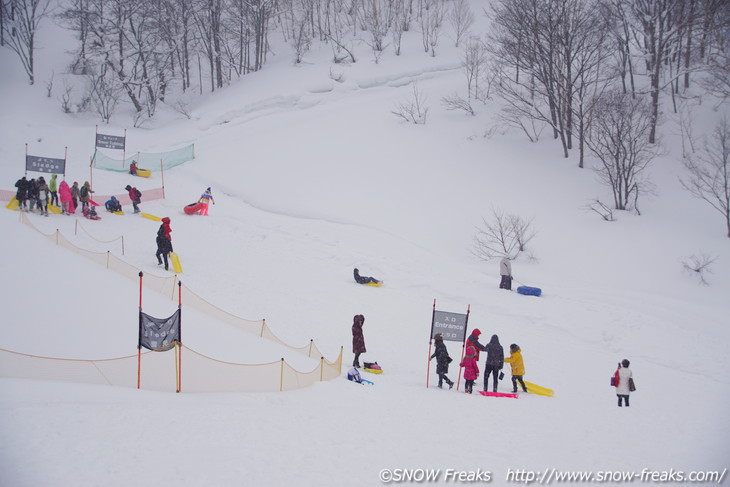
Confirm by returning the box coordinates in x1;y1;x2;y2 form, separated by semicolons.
96;133;126;150
25;155;66;174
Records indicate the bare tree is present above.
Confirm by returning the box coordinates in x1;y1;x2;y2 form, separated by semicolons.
487;0;611;161
447;0;473;48
419;0;445;57
585;90;660;213
283;0;312;64
360;0;390;54
698;1;730;105
462;36;486;100
472;207;537;261
628;0;697;144
391;82;429;124
87;65;122;123
1;0;52;85
680;116;730;237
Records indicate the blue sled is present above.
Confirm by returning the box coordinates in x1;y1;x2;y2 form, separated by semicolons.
517;286;542;297
361;379;374;385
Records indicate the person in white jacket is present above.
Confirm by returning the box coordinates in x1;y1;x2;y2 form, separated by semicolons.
499;256;513;290
615;359;634;407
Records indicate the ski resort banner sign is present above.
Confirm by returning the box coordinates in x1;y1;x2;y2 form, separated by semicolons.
432;310;468;342
96;133;126;150
25;155;66;174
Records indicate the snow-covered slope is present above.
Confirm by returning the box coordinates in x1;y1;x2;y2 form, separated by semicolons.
1;5;728;487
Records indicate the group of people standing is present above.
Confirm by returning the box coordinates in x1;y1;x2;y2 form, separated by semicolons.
14;175;96;217
431;329;526;394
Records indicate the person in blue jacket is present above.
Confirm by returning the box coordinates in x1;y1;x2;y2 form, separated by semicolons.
105;196;122;212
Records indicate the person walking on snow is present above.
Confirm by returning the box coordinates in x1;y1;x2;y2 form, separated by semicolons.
49;174;59;207
125;185;141;213
460;345;480;393
79;181;93;212
198;187;215;215
351;314;366;368
71;182;80;212
500;256;513;290
59;180;73;215
504;344;528;393
430;333;454;389
156;217;173;271
483;334;504;393
614;359;635;407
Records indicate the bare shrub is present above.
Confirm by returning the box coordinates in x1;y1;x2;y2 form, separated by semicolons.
392;83;429;124
681;253;718;286
441;93;475;116
585;199;615;221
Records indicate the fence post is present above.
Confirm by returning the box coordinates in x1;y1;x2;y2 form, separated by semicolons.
279;358;284;392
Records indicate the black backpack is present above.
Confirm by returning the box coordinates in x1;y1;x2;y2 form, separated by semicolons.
80;186;88;197
134;188;142;199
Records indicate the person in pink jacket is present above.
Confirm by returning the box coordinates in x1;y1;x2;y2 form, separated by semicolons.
58;180;74;215
460;345;480;394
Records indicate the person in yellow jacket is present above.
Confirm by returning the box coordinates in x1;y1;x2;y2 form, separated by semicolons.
504;344;528;393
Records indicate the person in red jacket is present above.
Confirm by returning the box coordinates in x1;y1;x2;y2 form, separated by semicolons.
460;345;480;394
156;217;173;270
125;184;141;213
466;328;487;361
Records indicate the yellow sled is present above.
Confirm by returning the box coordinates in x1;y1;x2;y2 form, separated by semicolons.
141;212;161;221
6;197;19;210
48;204;61;214
170;252;183;273
364;280;383;287
136;168;151;178
524;381;554;397
364;367;383;374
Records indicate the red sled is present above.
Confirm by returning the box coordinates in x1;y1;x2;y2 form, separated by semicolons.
184;202;203;215
479;391;518;399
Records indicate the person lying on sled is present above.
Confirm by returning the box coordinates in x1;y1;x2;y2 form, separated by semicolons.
353;268;381;285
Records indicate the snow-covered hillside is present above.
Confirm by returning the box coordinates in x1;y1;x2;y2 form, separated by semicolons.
1;3;728;486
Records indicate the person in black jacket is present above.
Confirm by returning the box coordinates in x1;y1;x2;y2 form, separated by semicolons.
15;176;28;210
430;333;454;389
483;334;504;392
353;268;381;285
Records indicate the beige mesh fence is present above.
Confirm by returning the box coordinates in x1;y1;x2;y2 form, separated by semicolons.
0;346;343;393
5;213;344;392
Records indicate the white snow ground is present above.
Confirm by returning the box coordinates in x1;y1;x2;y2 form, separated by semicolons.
1;4;728;487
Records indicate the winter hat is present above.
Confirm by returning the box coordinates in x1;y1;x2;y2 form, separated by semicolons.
207;187;211;191
125;185;131;190
434;333;444;341
621;359;630;368
510;344;520;353
162;217;171;224
471;328;481;337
